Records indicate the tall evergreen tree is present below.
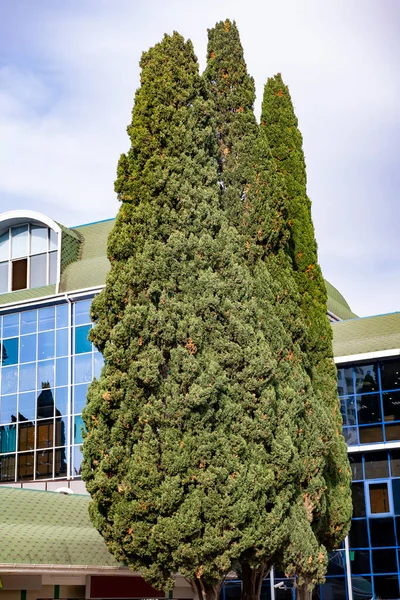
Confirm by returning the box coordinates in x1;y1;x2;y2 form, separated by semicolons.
261;75;352;599
81;32;290;600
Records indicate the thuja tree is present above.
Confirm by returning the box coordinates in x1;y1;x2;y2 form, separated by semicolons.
261;75;352;599
82;32;284;600
205;21;330;600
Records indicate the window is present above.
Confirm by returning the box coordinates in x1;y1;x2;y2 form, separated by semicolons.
0;223;58;293
368;482;391;514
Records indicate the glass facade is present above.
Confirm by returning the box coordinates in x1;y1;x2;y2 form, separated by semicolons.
0;298;104;482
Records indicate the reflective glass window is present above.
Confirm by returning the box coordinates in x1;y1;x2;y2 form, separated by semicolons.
0;230;9;261
54;447;67;477
74;354;92;384
392;479;400;515
0;394;17;424
225;582;243;600
340;396;356;425
94;352;104;379
373;575;399;598
73;445;83;476
0;262;8;293
55;417;68;447
357;394;381;424
352;482;366;517
1;366;18;394
364;452;389;479
49;230;58;251
17;451;34;480
1;337;18;365
37;419;53;449
18;422;35;451
74;415;85;444
381;359;400;391
337;367;353;396
349;519;369;548
36;387;55;419
0;453;15;481
38;306;55;331
75;325;92;354
36;449;53;479
3;313;18;338
20;310;37;334
320;578;347;600
74;384;89;413
351;550;370;574
38;330;54;360
56;327;68;357
359;425;383;444
56;358;68;387
74;300;92;325
382;390;400;422
354;364;378;394
30;225;48;255
49;251;57;284
369;482;390;514
326;551;345;576
349;455;363;480
55;387;68;416
30;253;47;288
0;424;16;453
37;360;55;389
11;225;28;258
19;362;36;392
56;304;68;329
343;427;358;445
18;392;35;421
385;423;400;441
20;334;37;363
391;450;400;477
369;517;396;547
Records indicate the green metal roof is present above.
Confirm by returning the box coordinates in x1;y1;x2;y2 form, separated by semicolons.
324;279;358;320
0;487;120;567
332;312;400;359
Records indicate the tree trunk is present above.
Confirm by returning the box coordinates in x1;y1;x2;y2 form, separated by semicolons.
189;577;223;600
240;562;270;600
296;578;313;600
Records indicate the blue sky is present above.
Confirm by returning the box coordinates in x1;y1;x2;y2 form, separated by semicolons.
0;0;399;317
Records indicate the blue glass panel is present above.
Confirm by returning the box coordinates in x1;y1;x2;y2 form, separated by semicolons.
75;325;92;354
56;358;68;387
56;304;68;329
19;362;36;392
37;360;55;389
38;306;55;331
74;300;92;326
0;394;17;424
38;330;55;360
55;417;68;447
74;384;89;413
20;310;37;335
94;352;104;379
74;415;86;444
1;338;18;366
36;387;55;419
3;313;18;338
73;445;83;476
0;424;16;453
18;392;35;421
56;328;68;357
0;453;15;482
74;354;92;384
392;479;400;515
55;387;68;416
1;366;17;394
20;334;37;363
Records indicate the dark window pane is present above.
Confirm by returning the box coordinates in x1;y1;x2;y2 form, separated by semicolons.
38;330;54;360
18;392;35;421
355;364;378;394
55;417;67;447
12;258;27;290
260;581;271;600
20;310;37;335
74;300;92;325
357;394;381;424
55;386;68;416
382;390;400;422
19;362;36;392
340;396;356;425
30;253;47;288
20;334;37;363
49;251;57;284
351;550;370;574
349;455;363;480
351;577;372;599
1;366;18;394
17;451;34;480
381;359;400;391
369;482;390;514
326;551;345;575
392;450;400;477
0;424;16;453
38;306;55;331
0;453;15;481
369;517;395;547
319;578;346;600
343;427;358;445
337;367;354;396
373;575;399;598
3;313;18;338
56;327;68;357
0;262;8;293
372;548;397;573
0;394;17;424
56;358;68;387
1;338;18;366
37;360;55;389
73;383;89;413
385;423;400;442
36;419;53;449
352;482;366;517
36;449;53;479
18;422;35;451
224;582;242;600
349;519;369;548
56;304;68;329
75;324;92;354
36;386;55;419
54;447;67;477
364;452;389;479
392;479;400;515
359;425;383;444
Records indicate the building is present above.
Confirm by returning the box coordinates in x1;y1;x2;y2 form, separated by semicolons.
0;209;399;598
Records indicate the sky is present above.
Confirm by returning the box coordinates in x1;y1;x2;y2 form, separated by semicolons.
0;0;399;318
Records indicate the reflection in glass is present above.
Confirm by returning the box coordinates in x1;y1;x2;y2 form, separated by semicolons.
357;394;381;424
364;452;389;479
55;417;67;448
94;352;104;379
381;359;400;391
74;354;92;384
56;327;68;357
319;578;346;600
74;300;92;326
18;392;35;421
349;455;363;480
73;445;83;476
1;366;18;394
0;394;17;424
37;419;53;449
3;313;18;338
1;337;18;365
19;362;36;392
56;358;68;387
359;426;383;444
343;427;358;445
382;390;400;421
11;225;28;258
349;519;369;548
36;385;55;419
18;422;35;450
55;387;68;416
340;396;356;425
350;550;370;575
337;367;353;396
0;424;16;453
0;262;8;293
37;359;55;389
55;447;67;477
73;384;89;413
75;324;92;354
38;306;55;331
0;453;15;481
74;415;85;444
20;334;37;363
354;364;378;394
20;310;37;334
351;577;372;600
352;482;366;517
56;304;68;329
38;330;54;360
36;449;53;479
17;451;34;480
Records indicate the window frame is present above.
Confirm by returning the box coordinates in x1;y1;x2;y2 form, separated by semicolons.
365;478;394;517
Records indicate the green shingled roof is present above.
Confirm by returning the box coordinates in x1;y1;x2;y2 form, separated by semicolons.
324;279;358;320
0;487;120;567
332;312;400;359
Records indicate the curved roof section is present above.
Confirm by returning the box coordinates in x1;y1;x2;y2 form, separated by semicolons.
324;279;357;320
0;210;62;235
